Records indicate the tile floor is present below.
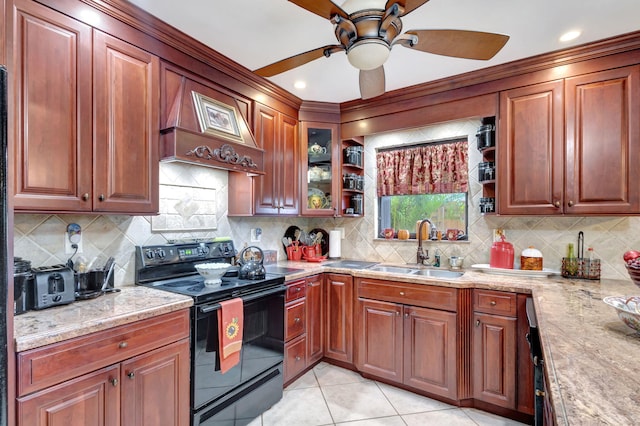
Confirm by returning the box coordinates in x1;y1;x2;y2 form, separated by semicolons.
248;362;529;426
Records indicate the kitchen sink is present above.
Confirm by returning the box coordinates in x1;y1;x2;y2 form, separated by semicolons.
411;269;464;279
367;265;464;279
368;265;417;274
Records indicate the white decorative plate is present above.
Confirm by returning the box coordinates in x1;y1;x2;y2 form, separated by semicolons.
471;264;560;278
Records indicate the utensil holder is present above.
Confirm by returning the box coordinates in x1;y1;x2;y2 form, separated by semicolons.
286;246;302;261
561;257;601;280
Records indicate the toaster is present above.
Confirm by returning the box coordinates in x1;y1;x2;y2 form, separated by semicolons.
32;264;75;309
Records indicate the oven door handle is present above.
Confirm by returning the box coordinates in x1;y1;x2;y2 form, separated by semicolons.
198;285;286;313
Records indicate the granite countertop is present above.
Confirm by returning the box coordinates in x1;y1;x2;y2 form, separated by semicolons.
276;259;640;425
14;286;193;352
14;261;639;424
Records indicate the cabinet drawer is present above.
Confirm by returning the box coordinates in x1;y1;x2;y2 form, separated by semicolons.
285;299;306;341
17;309;189;396
286;279;306;302
473;290;517;316
356;278;457;312
284;334;307;384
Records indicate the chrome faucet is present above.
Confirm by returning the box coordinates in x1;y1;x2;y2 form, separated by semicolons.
417;219;433;265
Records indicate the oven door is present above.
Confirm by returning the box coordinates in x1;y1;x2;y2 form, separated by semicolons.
192;284;285;411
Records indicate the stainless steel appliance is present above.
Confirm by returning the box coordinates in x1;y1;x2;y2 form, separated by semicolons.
135;241;286;426
31;265;75;309
526;298;544;426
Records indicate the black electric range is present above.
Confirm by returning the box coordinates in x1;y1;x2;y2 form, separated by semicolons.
135;240;286;426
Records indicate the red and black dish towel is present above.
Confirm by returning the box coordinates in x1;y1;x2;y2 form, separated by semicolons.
217;298;243;373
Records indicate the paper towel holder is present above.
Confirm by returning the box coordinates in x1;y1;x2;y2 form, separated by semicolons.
328;229;342;259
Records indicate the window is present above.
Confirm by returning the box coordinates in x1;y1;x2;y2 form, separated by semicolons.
376;138;469;240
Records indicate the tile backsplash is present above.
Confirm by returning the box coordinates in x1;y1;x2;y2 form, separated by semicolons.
13;119;639;285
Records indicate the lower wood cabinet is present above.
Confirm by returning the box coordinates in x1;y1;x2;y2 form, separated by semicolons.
356;292;458;400
16;310;190;426
306;274;324;365
284;279;307;384
472;289;533;413
324;273;353;363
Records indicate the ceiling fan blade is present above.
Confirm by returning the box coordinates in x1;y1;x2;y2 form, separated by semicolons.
360;67;386;100
288;0;348;20
388;0;430;16
254;45;344;77
405;29;509;60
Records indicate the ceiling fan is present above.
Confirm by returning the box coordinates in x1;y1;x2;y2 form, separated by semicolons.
254;0;510;99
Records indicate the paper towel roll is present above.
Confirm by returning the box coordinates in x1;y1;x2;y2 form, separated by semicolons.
329;230;342;259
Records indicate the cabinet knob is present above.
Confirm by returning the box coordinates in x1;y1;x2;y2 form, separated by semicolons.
118;341;128;349
127;372;135;379
294;317;301;323
535;389;546;397
490;300;496;306
98;194;105;202
295;356;301;361
399;291;405;296
82;193;89;201
554;201;560;208
568;200;574;207
396;311;400;316
110;378;118;386
476;319;480;327
296;287;301;292
404;313;409;318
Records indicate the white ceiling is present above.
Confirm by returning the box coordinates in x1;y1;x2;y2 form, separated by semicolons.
127;0;640;103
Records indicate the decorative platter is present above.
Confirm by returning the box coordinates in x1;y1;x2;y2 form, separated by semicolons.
471;264;560;278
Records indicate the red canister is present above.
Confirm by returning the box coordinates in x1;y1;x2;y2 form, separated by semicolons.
490;236;515;269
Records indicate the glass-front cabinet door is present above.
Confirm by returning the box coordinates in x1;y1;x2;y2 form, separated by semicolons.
301;122;340;216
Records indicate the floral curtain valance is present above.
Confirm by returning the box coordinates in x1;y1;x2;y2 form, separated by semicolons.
376;139;469;197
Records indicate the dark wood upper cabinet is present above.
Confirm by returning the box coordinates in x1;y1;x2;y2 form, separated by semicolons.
92;30;159;213
12;0;93;211
11;0;159;214
564;66;640;214
498;65;640;215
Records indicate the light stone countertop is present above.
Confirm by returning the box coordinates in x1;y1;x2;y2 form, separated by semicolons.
13;262;640;425
276;259;640;425
14;285;193;352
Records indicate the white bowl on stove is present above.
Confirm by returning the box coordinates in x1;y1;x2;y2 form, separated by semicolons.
195;263;232;286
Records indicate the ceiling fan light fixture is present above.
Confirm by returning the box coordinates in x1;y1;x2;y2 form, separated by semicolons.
340;0;387;14
347;39;390;70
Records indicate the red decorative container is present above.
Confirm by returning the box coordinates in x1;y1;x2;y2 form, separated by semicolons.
490;236;515;269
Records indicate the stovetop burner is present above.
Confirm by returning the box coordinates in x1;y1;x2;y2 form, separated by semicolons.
134;241;285;304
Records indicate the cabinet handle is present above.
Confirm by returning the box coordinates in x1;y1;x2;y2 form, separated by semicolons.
127;372;135;379
568;200;574;207
490;301;496;306
476;319;480;327
399;291;405;296
294;317;301;323
295;356;301;361
82;193;89;201
118;341;128;349
98;194;105;202
110;378;118;386
554;201;560;208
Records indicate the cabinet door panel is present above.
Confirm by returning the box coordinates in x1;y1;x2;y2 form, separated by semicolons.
355;299;402;382
498;80;564;215
12;0;92;211
473;312;517;409
404;306;457;399
324;274;353;363
565;66;640;214
306;275;324;364
17;365;120;426
120;339;190;426
253;104;279;215
280;114;299;214
93;30;159;213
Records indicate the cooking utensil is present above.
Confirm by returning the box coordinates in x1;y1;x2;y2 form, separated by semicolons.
578;231;584;259
101;258;115;291
237;246;266;280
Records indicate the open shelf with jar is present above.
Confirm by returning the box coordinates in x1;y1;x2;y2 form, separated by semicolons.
341;136;365;216
477;117;496;214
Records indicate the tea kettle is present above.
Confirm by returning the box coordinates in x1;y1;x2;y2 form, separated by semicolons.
237;246;266;280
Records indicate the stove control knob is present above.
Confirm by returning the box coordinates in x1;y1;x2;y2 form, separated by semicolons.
201;246;210;255
145;250;155;259
156;249;166;259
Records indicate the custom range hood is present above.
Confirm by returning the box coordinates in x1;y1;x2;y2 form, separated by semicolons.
160;68;264;174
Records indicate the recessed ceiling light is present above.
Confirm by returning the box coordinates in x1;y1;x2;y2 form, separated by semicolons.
559;30;581;42
294;81;306;89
